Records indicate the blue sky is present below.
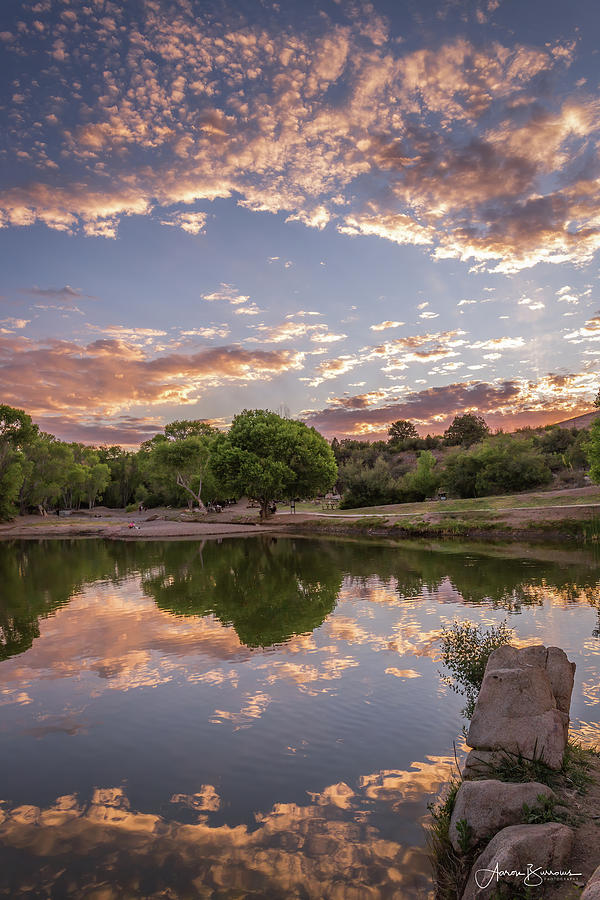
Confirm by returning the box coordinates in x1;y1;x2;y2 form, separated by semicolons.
1;0;599;444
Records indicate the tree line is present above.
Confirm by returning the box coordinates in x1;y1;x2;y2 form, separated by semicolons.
1;404;599;519
0;406;337;519
333;413;595;508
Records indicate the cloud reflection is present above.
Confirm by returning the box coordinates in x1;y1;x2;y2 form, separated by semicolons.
0;759;450;898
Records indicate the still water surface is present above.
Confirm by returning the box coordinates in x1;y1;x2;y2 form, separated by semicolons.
1;536;599;898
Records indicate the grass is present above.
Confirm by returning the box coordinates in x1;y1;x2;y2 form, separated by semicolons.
426;777;473;900
465;739;597;793
315;486;600;518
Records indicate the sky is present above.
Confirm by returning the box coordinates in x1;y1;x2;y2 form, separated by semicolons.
1;0;599;446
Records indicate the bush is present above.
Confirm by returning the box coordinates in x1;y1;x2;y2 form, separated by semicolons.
439;620;513;717
338;457;399;508
443;436;552;498
397;450;441;501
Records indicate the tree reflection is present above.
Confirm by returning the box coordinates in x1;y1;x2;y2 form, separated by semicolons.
1;536;599;662
0;539;139;661
140;538;343;647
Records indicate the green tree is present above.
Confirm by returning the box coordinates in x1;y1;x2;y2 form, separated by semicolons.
0;406;38;520
96;446;143;508
20;434;74;513
444;436;552;498
594;388;600;409
585;417;600;483
398;449;441;501
338;456;397;509
164;419;216;441
151;432;216;511
211;409;337;517
388;419;418;443
443;414;489;447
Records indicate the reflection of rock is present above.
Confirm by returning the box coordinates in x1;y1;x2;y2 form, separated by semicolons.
449;779;556;851
466;658;569;770
462;822;574;900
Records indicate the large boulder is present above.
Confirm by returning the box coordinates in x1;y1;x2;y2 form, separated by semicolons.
466;666;568;769
485;644;575;716
582;865;600;900
462;822;574;900
449;780;556;851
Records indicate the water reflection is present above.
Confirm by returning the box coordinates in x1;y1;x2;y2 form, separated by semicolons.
2;538;600;664
0;756;452;899
0;536;599;897
141;539;342;647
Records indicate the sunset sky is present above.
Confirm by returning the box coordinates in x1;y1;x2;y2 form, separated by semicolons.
1;0;599;445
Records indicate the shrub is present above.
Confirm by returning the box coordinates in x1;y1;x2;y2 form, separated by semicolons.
443;436;552;498
439;620;513;716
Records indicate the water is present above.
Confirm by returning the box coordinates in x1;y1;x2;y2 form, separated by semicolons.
0;536;599;898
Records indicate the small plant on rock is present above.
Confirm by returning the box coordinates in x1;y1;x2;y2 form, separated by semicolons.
439;620;513;718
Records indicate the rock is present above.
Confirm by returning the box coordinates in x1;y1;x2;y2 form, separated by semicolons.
545;646;576;716
466;666;568;769
462;750;506;781
582;865;600;900
449;780;556;851
462;822;574;900
486;644;575;716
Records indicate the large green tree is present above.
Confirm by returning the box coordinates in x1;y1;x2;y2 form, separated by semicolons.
444;436;552;498
20;434;74;514
388;419;418;443
0;406;38;520
211;409;337;517
151;431;217;511
443;413;490;447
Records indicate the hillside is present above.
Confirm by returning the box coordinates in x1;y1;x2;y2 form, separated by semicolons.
551;410;600;430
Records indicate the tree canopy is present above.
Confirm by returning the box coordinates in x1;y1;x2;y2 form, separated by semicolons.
211;409;337;516
443;413;490;447
388;419;418;443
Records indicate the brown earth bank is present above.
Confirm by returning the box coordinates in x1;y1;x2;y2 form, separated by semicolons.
2;488;600;542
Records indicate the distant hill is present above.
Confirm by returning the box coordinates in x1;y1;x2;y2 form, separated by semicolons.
551;410;600;430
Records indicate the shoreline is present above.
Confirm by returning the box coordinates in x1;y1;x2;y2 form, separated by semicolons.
1;501;600;543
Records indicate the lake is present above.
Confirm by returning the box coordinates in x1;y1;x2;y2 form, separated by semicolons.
1;536;599;898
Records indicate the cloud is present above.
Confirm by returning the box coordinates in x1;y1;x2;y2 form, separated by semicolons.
564;313;600;342
518;297;545;311
249;319;346;345
303;373;596;437
469;336;525;351
201;284;250;305
308;354;361;387
180;326;230;339
0;336;305;417
365;329;467;370
160;211;208;235
21;284;96;307
370;321;405;331
0;317;30;330
1;7;596;273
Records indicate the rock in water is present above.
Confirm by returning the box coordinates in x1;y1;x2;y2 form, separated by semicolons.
485;644;575;717
466;665;568;769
